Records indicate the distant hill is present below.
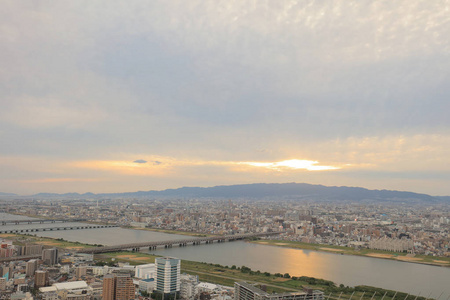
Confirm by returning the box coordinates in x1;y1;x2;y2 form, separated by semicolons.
0;192;17;196
25;183;448;203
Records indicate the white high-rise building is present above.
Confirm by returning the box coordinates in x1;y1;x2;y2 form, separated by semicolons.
155;257;180;298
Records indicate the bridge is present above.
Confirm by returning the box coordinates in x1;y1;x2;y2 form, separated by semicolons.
78;231;284;254
0;254;41;263
0;224;118;234
1;219;87;225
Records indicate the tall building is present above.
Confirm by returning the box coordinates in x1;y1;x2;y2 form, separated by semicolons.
35;270;49;288
155;257;181;299
103;274;116;300
26;259;38;277
42;248;58;265
116;275;135;300
102;273;134;300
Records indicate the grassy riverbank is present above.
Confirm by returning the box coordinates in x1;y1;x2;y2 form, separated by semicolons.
250;240;450;267
99;251;429;300
0;234;99;249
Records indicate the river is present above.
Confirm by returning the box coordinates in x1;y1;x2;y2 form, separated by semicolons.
1;213;448;298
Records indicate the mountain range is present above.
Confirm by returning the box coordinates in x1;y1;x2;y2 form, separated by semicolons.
2;183;448;203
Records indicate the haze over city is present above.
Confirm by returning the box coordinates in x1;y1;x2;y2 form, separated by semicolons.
1;1;449;195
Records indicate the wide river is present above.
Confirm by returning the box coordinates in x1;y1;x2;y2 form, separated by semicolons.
0;213;448;298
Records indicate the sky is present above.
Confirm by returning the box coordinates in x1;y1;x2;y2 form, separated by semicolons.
1;1;449;195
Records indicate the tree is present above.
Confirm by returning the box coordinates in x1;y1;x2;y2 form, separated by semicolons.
283;273;291;278
241;266;252;273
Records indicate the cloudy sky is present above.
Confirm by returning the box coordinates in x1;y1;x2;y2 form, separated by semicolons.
1;1;449;195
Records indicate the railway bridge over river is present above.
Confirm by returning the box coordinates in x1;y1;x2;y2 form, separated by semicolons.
78;231;284;254
1;219;87;225
0;224;118;234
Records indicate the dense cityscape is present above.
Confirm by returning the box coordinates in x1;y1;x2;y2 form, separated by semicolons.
3;198;449;256
0;197;449;299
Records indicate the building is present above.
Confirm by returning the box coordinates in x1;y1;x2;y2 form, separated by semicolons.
180;273;199;300
17;244;43;256
102;273;134;300
75;266;87;279
1;266;11;280
234;282;323;300
35;270;49;288
135;263;155;279
0;277;6;291
42;248;59;265
116;275;135;300
39;281;91;300
369;237;414;252
138;278;155;294
102;274;116;300
26;259;38;277
155;257;181;299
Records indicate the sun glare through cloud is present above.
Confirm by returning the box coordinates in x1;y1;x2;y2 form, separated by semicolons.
239;159;340;171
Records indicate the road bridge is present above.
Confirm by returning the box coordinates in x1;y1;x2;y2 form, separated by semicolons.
0;224;117;234
78;231;284;254
1;219;87;225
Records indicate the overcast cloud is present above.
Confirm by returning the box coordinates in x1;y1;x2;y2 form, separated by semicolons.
1;1;449;195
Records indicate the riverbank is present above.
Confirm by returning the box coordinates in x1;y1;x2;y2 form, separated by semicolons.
250;239;450;267
0;233;100;249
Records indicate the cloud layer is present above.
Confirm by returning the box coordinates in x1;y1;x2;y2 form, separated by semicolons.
1;1;449;195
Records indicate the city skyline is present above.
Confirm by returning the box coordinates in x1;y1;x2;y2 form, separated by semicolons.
1;1;449;195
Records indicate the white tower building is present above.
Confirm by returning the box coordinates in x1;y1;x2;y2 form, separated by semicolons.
155;257;181;298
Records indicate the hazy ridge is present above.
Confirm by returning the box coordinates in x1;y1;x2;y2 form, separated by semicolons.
2;183;448;203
